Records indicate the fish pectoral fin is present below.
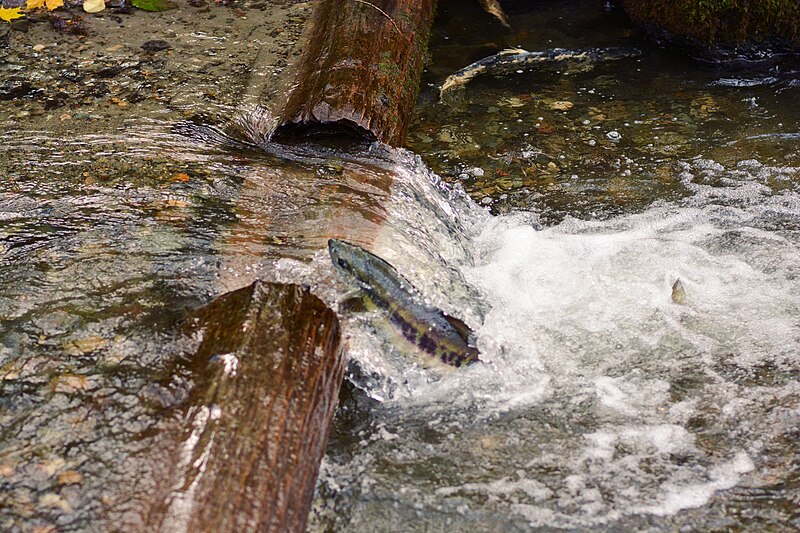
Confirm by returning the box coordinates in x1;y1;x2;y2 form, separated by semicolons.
337;290;369;313
442;313;476;344
498;48;528;56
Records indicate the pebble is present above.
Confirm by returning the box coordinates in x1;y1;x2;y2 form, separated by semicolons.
141;40;171;52
606;130;622;142
57;471;83;485
51;374;91;393
550;100;574;111
38;493;72;513
437;130;454;143
38;458;66;477
63;335;106;355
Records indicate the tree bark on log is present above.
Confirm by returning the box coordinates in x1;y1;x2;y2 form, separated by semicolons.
144;281;343;533
274;0;437;146
138;0;442;527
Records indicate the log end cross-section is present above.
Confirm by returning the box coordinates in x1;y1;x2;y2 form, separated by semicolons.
274;0;437;146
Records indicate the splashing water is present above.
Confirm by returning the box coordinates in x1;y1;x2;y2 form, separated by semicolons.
312;153;800;531
1;119;798;531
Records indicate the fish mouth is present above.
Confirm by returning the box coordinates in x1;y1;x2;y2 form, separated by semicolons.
327;238;340;258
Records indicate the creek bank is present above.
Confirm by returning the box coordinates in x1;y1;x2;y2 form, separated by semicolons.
0;0;312;133
620;0;800;59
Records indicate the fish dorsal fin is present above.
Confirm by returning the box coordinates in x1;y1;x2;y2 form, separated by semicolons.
443;313;474;342
498;48;527;56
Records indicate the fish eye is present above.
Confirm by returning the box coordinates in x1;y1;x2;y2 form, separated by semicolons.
337;258;348;268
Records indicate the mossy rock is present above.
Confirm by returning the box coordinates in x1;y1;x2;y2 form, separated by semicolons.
621;0;800;58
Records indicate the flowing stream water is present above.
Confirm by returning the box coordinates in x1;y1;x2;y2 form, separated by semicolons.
311;1;800;530
1;0;799;531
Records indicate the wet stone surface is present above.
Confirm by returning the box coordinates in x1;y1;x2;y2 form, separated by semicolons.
0;1;314;531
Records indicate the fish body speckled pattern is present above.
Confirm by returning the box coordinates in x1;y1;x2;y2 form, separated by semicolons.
328;239;480;368
440;47;642;95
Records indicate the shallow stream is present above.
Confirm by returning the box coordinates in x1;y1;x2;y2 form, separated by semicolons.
1;0;798;531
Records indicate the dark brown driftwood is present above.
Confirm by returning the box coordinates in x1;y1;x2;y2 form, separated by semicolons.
145;280;343;533
274;0;437;146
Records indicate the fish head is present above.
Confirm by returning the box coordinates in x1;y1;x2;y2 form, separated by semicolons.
328;238;372;286
328;238;355;274
329;238;409;296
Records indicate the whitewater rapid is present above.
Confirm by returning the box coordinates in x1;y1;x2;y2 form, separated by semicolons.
310;152;800;530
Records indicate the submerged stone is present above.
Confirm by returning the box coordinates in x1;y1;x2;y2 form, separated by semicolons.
141;39;171;52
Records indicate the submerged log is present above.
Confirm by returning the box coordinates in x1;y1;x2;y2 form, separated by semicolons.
145;280;343;533
274;0;437;146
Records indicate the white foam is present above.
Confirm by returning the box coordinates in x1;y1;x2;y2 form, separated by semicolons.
634;452;755;516
320;156;800;528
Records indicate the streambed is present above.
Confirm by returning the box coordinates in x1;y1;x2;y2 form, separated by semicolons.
1;0;798;531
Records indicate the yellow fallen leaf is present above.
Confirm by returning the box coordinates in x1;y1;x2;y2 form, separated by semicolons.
45;0;63;10
0;6;24;21
83;0;105;12
26;0;45;9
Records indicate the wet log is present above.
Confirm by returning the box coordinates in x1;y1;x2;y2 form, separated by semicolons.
145;280;343;533
274;0;437;146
